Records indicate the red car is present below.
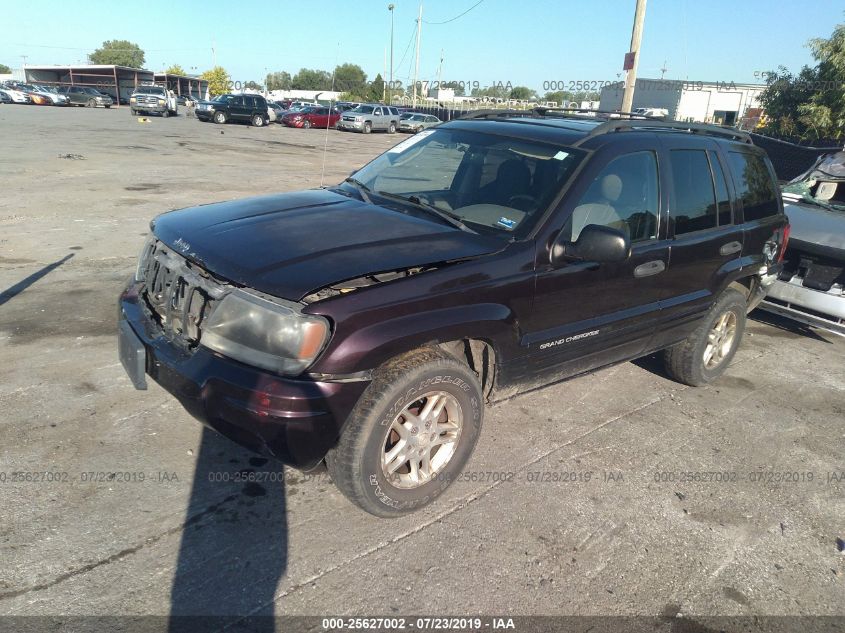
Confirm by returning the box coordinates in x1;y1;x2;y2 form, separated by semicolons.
281;106;341;129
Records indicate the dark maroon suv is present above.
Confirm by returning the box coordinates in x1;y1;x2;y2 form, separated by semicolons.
118;111;789;516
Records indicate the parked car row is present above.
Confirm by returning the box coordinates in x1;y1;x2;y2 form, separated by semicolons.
1;82;72;106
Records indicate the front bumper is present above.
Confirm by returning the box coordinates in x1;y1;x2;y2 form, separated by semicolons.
132;102;167;112
118;282;369;469
195;108;215;120
337;120;364;131
760;277;845;336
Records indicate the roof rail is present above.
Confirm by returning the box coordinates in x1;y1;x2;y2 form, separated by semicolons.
533;106;661;120
459;109;538;120
578;119;753;144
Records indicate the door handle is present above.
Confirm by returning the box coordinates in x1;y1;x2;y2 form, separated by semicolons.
720;241;742;256
633;260;666;278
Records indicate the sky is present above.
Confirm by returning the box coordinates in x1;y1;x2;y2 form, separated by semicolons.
1;0;842;93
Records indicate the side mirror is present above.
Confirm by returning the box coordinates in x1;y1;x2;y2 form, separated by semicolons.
551;224;631;266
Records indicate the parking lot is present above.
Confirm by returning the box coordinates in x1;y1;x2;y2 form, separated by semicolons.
1;105;844;625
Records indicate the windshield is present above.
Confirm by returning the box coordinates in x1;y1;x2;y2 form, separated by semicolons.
341;127;585;237
348;105;375;114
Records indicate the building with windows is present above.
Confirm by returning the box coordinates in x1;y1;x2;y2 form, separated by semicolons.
599;78;765;125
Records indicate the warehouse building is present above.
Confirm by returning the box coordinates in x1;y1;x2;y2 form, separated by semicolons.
599;78;765;125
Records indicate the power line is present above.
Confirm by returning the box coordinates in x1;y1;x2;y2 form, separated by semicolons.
422;0;485;25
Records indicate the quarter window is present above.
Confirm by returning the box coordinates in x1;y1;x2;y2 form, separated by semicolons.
669;149;717;235
727;151;779;221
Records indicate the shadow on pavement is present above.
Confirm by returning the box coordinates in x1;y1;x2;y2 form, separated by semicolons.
168;427;288;632
0;253;74;306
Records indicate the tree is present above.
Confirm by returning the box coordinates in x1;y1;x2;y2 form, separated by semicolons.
759;17;845;141
509;86;536;101
89;40;145;68
0;64;10;74
472;83;511;100
291;68;332;90
334;63;367;93
266;71;292;91
165;64;186;76
200;66;231;97
367;73;385;102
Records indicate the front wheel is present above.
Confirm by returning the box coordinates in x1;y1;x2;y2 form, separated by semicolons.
303;120;312;129
86;99;96;108
326;348;484;517
363;121;372;134
213;111;227;124
162;108;170;118
662;288;747;386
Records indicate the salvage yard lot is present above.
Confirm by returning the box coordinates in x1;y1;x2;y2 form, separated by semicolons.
1;105;844;622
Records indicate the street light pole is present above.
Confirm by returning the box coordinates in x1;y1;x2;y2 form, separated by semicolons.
621;0;647;113
412;2;422;108
388;3;395;103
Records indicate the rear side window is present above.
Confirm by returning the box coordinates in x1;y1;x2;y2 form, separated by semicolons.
669;149;717;235
709;151;732;226
727;151;779;221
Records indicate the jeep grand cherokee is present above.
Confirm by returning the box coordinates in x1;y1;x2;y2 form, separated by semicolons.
118;110;789;517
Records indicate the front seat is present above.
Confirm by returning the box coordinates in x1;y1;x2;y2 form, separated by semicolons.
480;159;532;207
570;173;627;241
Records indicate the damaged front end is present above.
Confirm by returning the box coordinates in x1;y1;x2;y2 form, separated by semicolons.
302;265;440;304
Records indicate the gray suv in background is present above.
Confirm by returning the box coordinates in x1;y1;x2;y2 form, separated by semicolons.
337;104;400;133
57;86;113;108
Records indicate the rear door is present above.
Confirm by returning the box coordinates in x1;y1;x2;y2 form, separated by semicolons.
525;144;670;380
651;136;745;347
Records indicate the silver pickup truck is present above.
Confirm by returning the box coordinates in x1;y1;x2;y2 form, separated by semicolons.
129;85;177;117
760;151;845;336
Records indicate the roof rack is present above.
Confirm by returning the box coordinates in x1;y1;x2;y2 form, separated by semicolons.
533;106;661;120
459;107;656;121
578;119;753;144
458;109;540;120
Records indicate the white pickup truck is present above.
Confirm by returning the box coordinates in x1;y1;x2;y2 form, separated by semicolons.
129;84;177;117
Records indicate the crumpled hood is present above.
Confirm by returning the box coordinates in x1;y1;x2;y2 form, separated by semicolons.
152;189;504;301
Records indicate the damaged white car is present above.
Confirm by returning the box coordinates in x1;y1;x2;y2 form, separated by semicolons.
761;150;845;336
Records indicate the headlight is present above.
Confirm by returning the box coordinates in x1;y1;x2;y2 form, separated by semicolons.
134;235;155;281
130;97;137;103
201;290;330;375
354;116;363;122
158;99;166;105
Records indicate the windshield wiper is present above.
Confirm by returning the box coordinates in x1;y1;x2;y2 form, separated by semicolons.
375;191;475;233
344;177;372;204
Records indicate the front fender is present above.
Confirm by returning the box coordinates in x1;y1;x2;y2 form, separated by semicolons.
313;302;517;375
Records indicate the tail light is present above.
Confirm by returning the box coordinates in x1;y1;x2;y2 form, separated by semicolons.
777;223;791;263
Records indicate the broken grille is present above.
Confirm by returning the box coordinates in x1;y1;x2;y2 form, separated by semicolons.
139;240;227;345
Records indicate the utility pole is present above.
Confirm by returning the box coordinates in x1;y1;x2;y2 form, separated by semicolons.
211;39;216;67
388;3;395;103
411;2;423;108
620;0;647;113
437;49;443;91
383;47;387;102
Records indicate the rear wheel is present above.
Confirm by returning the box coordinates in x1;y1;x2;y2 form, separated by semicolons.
662;288;747;386
303;120;312;129
388;122;396;134
213;111;227;124
326;348;484;517
251;113;265;127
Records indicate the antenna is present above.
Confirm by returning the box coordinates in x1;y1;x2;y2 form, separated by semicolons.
319;42;341;189
411;2;423;107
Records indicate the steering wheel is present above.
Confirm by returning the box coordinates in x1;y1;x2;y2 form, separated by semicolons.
507;194;536;211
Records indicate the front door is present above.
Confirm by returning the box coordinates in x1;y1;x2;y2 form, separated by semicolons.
524;148;670;380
